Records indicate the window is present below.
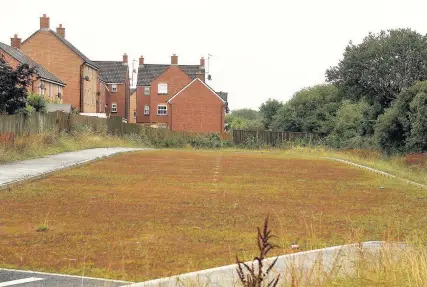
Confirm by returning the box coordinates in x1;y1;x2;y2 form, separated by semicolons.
112;84;117;92
57;86;62;98
144;105;150;115
39;81;45;95
144;86;150;96
133;110;137;119
158;83;168;94
157;105;167;116
111;103;117;113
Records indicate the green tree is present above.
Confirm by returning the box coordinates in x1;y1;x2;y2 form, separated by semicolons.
226;109;263;131
259;99;283;130
0;56;36;114
326;100;372;148
271;84;342;136
374;81;427;153
327;29;427;109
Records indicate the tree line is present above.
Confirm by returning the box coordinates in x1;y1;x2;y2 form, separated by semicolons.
226;29;427;154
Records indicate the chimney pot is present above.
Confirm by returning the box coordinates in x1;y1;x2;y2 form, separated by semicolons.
56;24;65;38
123;53;128;65
171;54;178;65
11;34;22;49
139;56;144;66
200;57;205;69
40;14;50;30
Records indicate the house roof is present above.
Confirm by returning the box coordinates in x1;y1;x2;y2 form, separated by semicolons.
92;61;127;83
22;29;98;70
168;78;226;104
216;91;228;102
0;42;65;86
137;64;202;86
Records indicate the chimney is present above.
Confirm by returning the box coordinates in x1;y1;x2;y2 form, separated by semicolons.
139;56;144;67
56;24;65;38
40;14;50;30
196;71;205;82
11;34;21;49
171;54;178;65
200;57;205;69
123;53;128;65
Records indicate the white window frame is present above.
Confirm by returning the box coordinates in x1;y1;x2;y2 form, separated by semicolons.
112;84;118;93
111;103;117;113
158;83;168;95
144;105;150;115
144;86;150;96
157;104;167;116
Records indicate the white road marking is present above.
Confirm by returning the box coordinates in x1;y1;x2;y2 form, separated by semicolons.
0;277;44;286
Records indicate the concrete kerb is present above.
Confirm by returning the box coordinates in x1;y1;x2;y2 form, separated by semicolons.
325;157;427;189
0;148;152;191
124;241;406;287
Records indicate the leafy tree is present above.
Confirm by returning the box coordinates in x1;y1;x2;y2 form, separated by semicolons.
0;56;36;114
259;99;283;130
326;29;427;109
326;100;373;148
374;81;427;153
271;84;342;136
226;109;263;131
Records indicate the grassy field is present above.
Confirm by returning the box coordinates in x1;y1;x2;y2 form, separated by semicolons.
0;150;426;282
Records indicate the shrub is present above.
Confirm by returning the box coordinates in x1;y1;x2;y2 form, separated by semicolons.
26;93;47;113
36;224;48;232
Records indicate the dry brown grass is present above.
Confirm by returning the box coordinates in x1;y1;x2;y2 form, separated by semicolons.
0;150;426;282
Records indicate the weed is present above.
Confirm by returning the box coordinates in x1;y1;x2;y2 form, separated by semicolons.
236;216;280;287
36;224;48;232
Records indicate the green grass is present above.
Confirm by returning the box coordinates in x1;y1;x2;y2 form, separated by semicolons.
0;128;147;163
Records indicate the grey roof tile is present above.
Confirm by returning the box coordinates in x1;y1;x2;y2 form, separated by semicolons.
137;64;202;86
0;41;65;85
216;91;228;102
92;61;127;83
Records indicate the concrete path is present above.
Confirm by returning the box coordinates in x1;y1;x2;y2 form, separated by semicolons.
0;147;149;190
0;268;129;287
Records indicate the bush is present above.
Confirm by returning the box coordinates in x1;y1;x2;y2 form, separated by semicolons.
26;93;47;113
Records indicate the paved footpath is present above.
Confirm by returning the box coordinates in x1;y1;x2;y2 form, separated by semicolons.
0;268;130;287
0;147;148;190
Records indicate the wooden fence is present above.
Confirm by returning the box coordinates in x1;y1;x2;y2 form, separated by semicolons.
232;130;309;146
0;112;232;142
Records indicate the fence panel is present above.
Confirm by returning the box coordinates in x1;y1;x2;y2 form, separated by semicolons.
232;130;309;146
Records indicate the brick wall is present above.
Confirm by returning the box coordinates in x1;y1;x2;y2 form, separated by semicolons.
82;64;97;112
21;31;83;110
136;86;150;123
170;79;225;133
149;66;192;124
1;50;63;100
107;83;126;119
129;90;137;123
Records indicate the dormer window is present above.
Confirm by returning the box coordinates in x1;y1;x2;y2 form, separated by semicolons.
112;84;117;92
158;83;168;95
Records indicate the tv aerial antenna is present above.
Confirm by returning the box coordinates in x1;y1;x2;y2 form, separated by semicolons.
207;54;212;81
131;59;137;87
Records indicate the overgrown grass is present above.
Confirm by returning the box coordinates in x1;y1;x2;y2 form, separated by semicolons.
0;126;147;163
1;150;426;281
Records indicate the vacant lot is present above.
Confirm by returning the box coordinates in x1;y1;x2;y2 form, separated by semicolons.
0;150;426;281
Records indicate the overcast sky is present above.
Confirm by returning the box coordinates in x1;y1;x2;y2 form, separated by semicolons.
2;0;427;110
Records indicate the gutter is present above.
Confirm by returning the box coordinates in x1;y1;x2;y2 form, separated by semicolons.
80;63;84;112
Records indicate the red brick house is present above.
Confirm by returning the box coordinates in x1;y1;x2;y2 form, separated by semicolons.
19;14;99;113
136;54;228;133
93;54;130;120
0;39;65;100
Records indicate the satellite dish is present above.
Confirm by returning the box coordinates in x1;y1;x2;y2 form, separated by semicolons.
208;74;212;81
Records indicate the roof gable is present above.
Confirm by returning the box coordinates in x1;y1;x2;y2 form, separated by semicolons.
137;64;203;86
0;42;65;86
92;61;127;83
168;78;226;104
22;30;98;69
